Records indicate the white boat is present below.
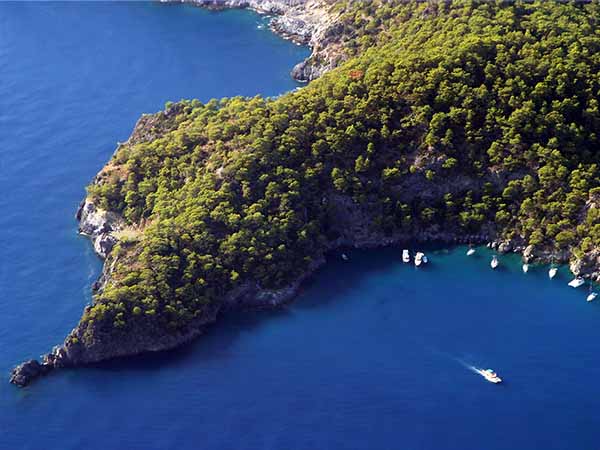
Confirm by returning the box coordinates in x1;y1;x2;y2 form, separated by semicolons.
478;368;502;384
568;277;585;288
466;248;476;256
341;253;349;261
548;267;558;279
415;252;427;267
490;255;499;269
587;292;598;302
522;263;529;273
402;249;410;263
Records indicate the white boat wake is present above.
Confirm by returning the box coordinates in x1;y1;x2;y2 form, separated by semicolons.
451;356;503;383
453;357;481;374
425;348;503;383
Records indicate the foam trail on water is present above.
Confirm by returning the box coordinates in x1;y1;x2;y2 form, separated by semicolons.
453;357;482;374
428;348;484;376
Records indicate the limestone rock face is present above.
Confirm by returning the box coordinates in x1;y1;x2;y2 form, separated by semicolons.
76;200;122;259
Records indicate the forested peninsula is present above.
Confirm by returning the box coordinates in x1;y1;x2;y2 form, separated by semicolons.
11;0;600;386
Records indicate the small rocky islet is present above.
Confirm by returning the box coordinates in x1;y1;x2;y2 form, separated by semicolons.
11;0;600;386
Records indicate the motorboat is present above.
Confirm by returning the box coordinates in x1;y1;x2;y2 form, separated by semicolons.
341;253;349;261
587;291;598;302
548;267;558;279
568;277;585;288
402;249;410;263
522;263;529;273
415;252;428;267
490;255;499;269
479;368;502;384
466;248;476;256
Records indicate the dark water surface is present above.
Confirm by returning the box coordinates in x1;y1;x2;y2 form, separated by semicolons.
2;2;600;449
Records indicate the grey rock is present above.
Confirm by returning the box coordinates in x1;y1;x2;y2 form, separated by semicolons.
10;360;52;387
77;199;123;259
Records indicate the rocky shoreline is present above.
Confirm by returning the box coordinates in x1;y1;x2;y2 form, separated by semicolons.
10;109;600;387
10;181;599;386
10;154;600;387
10;1;600;388
160;0;344;82
8;191;491;387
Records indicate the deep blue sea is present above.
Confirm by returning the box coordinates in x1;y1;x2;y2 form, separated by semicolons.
2;2;600;449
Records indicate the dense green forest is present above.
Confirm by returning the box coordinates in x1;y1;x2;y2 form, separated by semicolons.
76;1;600;347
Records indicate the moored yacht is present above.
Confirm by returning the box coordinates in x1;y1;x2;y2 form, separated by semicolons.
414;252;428;267
402;249;410;263
568;277;585;288
490;255;499;269
466;247;476;256
548;267;558;279
522;263;529;273
587;284;598;302
341;253;349;261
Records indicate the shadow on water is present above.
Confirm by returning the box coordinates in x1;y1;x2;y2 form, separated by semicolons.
83;307;295;375
296;244;441;309
75;242;562;380
80;245;429;377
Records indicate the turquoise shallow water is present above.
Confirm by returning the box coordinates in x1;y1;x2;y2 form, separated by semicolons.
2;2;600;449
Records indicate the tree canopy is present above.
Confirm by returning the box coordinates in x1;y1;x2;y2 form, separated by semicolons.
76;1;600;349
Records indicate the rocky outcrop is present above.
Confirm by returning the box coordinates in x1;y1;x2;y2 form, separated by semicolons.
570;248;600;281
76;200;123;259
9;250;326;387
10;360;51;387
161;0;346;82
126;102;188;146
9;346;71;387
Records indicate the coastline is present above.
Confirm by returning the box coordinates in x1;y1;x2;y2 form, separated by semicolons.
10;116;599;386
159;0;344;82
10;173;598;386
10;1;600;388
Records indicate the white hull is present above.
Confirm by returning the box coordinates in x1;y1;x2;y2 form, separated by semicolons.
402;250;410;263
548;267;558;279
476;368;502;384
466;248;476;256
587;292;598;302
522;264;529;273
491;257;499;269
414;252;427;267
568;277;585;288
